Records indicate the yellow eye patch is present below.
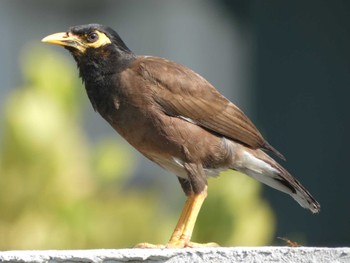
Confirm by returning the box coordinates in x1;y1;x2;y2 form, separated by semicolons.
85;31;112;49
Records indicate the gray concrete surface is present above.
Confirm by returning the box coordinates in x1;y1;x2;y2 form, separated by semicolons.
0;247;349;263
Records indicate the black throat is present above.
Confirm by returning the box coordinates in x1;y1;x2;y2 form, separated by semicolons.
71;44;135;116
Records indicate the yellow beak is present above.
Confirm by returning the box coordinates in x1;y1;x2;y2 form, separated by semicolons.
42;32;84;51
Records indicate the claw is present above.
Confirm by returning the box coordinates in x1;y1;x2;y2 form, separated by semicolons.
134;240;219;249
133;242;165;249
187;241;220;248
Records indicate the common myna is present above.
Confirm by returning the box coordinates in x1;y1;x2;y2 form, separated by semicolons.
42;24;320;248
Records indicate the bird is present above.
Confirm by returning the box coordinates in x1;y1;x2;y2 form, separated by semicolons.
42;24;320;248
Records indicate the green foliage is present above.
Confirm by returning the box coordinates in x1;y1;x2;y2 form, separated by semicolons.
0;45;275;249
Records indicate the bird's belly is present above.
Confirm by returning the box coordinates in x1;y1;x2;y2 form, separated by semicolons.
147;153;229;180
147;154;189;179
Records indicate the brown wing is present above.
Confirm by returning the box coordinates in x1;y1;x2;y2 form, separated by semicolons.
134;56;284;159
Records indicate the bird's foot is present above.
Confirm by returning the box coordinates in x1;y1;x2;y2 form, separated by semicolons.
133;242;166;248
134;242;166;248
133;241;219;249
166;239;219;248
186;241;220;248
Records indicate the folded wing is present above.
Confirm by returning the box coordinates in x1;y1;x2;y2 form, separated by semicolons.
136;56;284;159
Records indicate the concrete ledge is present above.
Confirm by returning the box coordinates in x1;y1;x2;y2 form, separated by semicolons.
0;247;349;263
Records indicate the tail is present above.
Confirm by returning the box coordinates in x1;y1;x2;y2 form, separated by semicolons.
233;147;320;214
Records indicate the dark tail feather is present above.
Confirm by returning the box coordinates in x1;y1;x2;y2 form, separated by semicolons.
235;148;320;214
263;141;286;161
272;163;320;213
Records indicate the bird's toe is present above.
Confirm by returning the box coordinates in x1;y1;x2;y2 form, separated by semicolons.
186;241;220;248
133;242;166;249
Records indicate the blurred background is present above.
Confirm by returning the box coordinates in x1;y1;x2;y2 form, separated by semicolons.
0;0;349;249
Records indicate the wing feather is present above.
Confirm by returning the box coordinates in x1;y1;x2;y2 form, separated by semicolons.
134;56;284;159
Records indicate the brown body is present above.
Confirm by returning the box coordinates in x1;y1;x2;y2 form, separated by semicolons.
110;58;235;177
42;24;320;248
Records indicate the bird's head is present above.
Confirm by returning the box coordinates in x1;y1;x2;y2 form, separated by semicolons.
42;24;135;77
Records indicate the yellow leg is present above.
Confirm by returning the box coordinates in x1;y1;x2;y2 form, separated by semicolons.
134;185;218;248
167;186;218;248
167;194;194;243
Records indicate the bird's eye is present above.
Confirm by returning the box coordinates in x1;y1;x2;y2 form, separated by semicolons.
87;32;99;43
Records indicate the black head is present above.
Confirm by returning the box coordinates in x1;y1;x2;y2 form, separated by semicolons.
42;24;135;79
67;24;132;54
